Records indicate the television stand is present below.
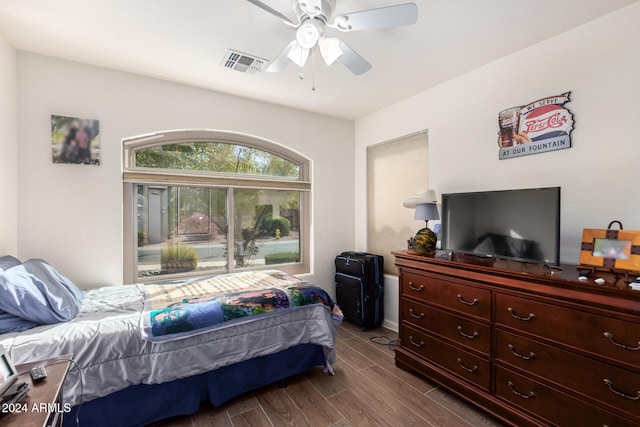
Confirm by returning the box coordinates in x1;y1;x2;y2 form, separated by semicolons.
393;250;640;427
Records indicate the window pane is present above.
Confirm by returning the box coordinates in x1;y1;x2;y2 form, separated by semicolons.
123;129;311;283
233;189;300;268
134;142;300;179
137;185;228;278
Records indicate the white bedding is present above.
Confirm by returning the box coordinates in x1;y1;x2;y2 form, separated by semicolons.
0;284;341;407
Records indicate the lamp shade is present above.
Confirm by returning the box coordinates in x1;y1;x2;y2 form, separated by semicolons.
414;203;439;221
403;189;438;208
318;37;343;65
287;42;310;67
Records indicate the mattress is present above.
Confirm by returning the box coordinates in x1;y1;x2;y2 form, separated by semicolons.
0;283;341;407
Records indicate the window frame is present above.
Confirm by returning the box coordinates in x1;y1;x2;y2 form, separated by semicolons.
122;129;311;283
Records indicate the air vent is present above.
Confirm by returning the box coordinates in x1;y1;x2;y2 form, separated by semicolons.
222;49;267;73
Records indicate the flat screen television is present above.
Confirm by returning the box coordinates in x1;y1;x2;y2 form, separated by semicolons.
441;187;560;265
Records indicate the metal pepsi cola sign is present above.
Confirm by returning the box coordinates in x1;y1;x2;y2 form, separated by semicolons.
498;92;574;160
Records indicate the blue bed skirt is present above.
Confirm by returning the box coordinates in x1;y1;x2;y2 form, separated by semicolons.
66;343;326;427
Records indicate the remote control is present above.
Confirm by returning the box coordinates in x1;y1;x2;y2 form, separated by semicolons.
30;364;47;382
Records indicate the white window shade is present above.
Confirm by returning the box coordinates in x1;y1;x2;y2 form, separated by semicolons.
367;131;429;275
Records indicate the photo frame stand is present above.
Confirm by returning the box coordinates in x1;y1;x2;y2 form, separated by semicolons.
577;265;637;283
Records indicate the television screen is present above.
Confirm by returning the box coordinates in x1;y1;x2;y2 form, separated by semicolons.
441;187;560;265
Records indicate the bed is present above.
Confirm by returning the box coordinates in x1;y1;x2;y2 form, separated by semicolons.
0;257;342;427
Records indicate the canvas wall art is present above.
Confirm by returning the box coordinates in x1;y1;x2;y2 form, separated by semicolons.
51;115;100;165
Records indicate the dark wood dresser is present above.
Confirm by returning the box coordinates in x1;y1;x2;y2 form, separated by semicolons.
393;250;640;427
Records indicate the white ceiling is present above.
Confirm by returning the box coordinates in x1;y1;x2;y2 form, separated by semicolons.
0;0;637;120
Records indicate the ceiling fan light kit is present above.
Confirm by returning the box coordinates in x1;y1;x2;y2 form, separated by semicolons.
287;41;310;67
247;0;418;75
318;37;342;65
296;19;323;49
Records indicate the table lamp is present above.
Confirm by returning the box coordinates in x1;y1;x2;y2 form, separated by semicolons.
403;189;439;257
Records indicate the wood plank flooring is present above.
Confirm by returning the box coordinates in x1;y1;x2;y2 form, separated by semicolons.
149;322;506;427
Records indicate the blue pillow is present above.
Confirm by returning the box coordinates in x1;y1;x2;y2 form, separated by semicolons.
0;255;21;272
0;309;39;333
22;259;84;308
0;259;83;325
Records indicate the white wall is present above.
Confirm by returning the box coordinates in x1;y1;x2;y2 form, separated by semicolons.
0;33;17;255
355;4;640;331
16;53;355;291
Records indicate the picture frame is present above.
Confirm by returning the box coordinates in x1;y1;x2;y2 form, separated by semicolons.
51;114;100;165
579;228;640;274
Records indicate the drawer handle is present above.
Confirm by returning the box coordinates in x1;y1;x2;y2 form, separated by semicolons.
507;344;536;360
603;332;640;351
409;336;424;348
508;307;536;321
457;326;479;339
456;358;478;373
457;294;479;306
507;381;536;399
409;308;424;319
603;379;640;401
408;281;424;291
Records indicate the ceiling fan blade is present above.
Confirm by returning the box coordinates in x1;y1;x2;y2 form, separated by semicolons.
336;39;371;75
246;0;298;26
299;0;323;17
266;41;297;72
331;3;418;32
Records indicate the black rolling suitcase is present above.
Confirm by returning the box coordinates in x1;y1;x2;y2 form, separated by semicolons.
334;251;384;330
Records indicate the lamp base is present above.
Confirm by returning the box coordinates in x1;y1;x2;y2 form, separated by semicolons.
407;227;437;257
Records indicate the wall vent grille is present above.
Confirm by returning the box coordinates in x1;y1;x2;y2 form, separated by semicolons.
222;49;267;73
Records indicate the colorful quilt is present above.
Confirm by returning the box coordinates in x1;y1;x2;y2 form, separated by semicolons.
139;270;342;342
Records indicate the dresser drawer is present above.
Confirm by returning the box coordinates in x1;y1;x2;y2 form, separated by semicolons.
402;271;491;320
402;298;490;355
400;324;490;391
495;293;640;369
496;330;640;420
496;366;637;427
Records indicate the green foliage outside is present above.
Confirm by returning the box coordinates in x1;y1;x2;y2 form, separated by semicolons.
261;215;291;237
135;142;300;178
160;243;198;270
264;252;299;265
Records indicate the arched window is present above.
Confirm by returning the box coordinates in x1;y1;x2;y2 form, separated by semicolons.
122;130;310;283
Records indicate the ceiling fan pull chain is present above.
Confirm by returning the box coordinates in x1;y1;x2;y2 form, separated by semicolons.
311;49;316;91
298;45;306;81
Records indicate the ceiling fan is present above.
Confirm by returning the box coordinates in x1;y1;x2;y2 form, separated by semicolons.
247;0;418;75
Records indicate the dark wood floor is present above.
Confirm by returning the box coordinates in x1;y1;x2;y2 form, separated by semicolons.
149;321;505;427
